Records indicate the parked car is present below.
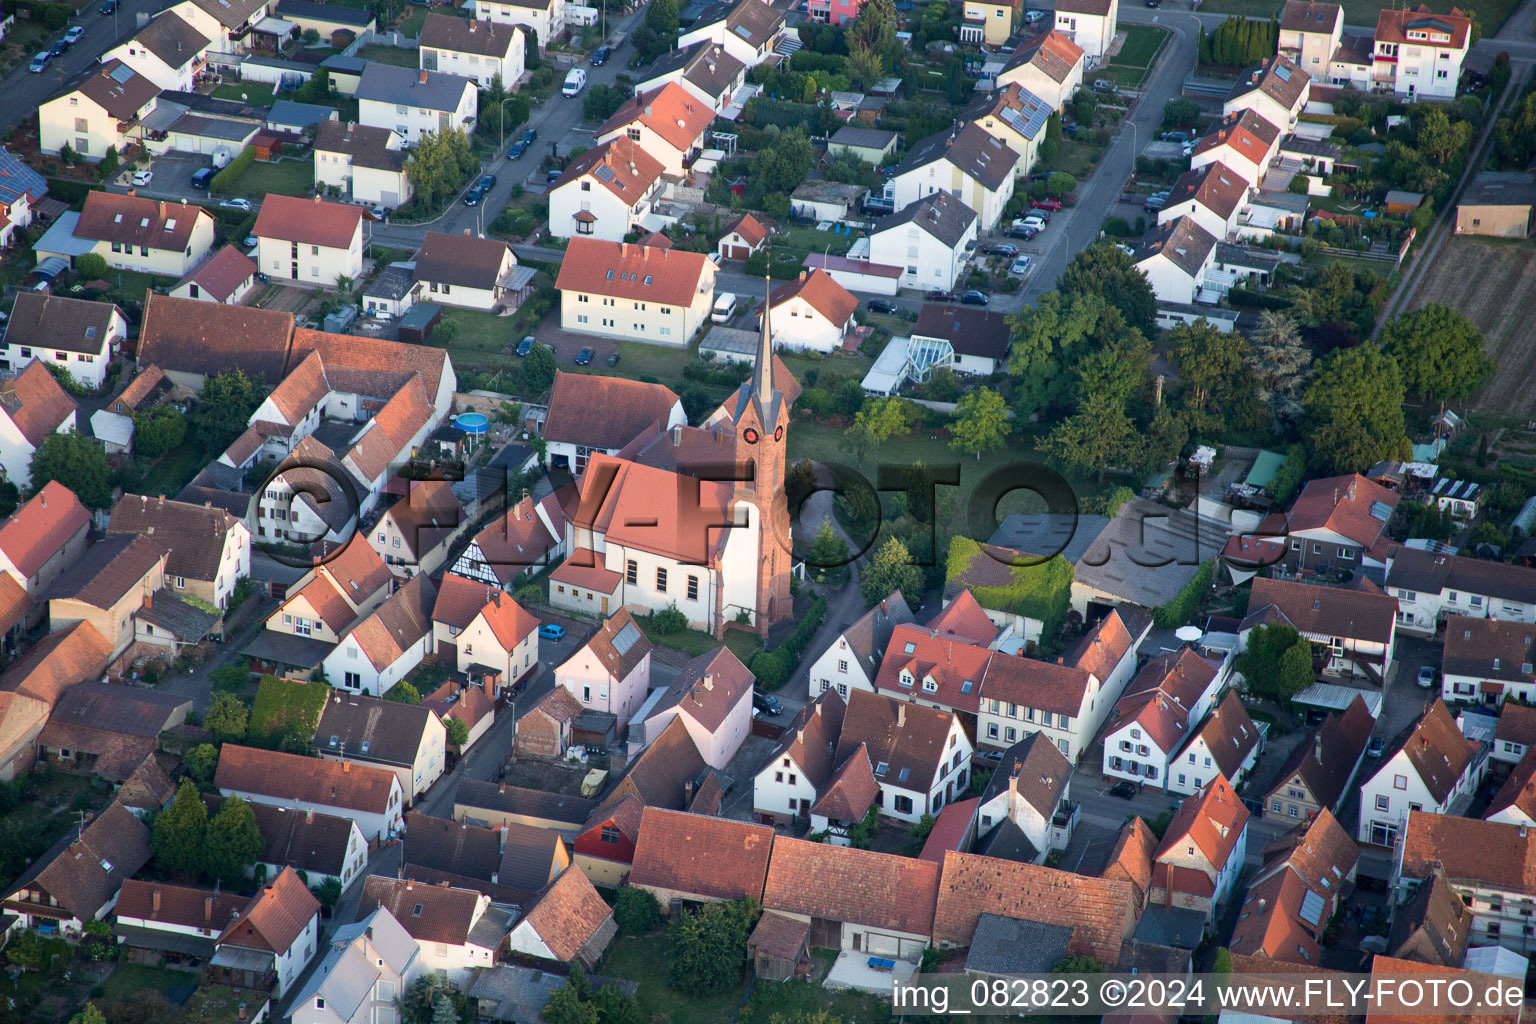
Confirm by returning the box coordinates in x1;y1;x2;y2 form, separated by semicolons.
1019;215;1047;232
218;197;251;210
1092;79;1115;92
574;346;594;365
1010;255;1032;275
1160;130;1191;143
1115;242;1136;256
64;26;84;44
1032;198;1062;212
562;68;587;97
516;336;534;356
478;174;496;191
1144;193;1168;212
29;50;51;71
1108;781;1137;800
100;0;116;11
1146;0;1160;6
131;170;153;187
1023;9;1044;22
866;298;899;314
520;128;537;144
462;186;483;206
752;690;783;715
545;168;561;183
988;242;1019;257
1366;735;1386;758
49;39;67;56
607;352;620;367
1417;665;1437;688
591;45;612;65
924;289;957;302
190;168;214;190
537;623;566;641
960;290;989;305
508;139;529;159
1006;224;1038;240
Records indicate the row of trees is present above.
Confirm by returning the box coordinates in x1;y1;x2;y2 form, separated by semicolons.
151;780;264;885
1197;15;1278;68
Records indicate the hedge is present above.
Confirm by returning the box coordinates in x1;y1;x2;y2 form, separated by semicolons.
45;177;94;206
211;145;256;194
945;535;1073;642
1153;559;1215;630
749;593;827;691
247;675;330;747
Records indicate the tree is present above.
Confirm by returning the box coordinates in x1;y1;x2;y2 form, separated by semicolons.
1169;320;1257;436
312;876;343;912
1244;310;1311;425
69;1007;108;1024
1380;303;1494;405
1302;346;1409;473
858;536;924;606
302;26;321;43
403;977;468;1024
806;517;850;570
132;405;187;459
1007;290;1102;415
948;387;1009;459
521;341;558;396
445;717;470;748
385;681;422;704
1237;623;1315;701
204;796;264;885
1059;243;1156;334
614;884;662;935
209;663;250;695
191;369;266;452
1162;97;1200;130
544;985;600;1024
1415;107;1473;165
75;253;108;279
405;128;476;210
185;743;219;784
1045;172;1076;196
667;897;759;995
1036;391;1140;483
848;0;897;67
631;0;679;63
30;433;112;508
432;995;460;1024
152;779;207;877
843;397;910;459
1141;403;1189;472
205;693;249;744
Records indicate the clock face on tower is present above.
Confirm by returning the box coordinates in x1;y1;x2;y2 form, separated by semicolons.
774;426;784;442
743;427;760;445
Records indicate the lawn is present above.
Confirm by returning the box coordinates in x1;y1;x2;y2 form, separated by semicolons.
602;935;746;1024
777;223;859;256
212;82;277;106
398;7;429;36
437;307;522;360
633;613;763;661
101;964;196;1003
1035;136;1099;180
98;268;174;298
356;44;420;68
1192;0;1519;31
219;159;314;201
137;439;209;500
1104;24;1168;88
740;954;895;1024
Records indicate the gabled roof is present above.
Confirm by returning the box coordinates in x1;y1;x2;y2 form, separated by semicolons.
978;731;1071;820
418;11;519;55
44;533;166;610
555;238;712;308
1386;868;1470;967
360;875;486;947
836;593;914;676
1487;749;1536;823
381;480;462;561
414;231;514;291
115;366;167;412
1281;0;1342;34
874;192;977;249
215;743;399;813
286;328;450;405
529;686;584;725
1001;30;1083;82
433;571;512;632
402;811;564;898
651;646;753;733
106;494;244;585
1267;694;1374;811
1;361;76;448
0;482;90;581
598;82;714;152
1192;109;1281;167
723;213;768;247
456;780;598;827
808;743;878;822
185;0;270;29
1496;704;1536;750
1244;576;1397;645
38;683;190;777
1154;773;1249;874
5;292;121;356
1443;616;1535;685
289;906;418;1020
1228;54;1311;111
254;194;366;250
1232;809;1356;962
1102;817;1157;906
213;798;362;877
630;807;774;901
0;621;112;708
1068;609;1138;681
313;121;404;172
979;652;1093;718
1134;215;1217;278
551;137;664;205
912;304;1012;361
73;60;160;121
315;691;439;768
1166;160;1250;220
769;269;857;328
0;147;45;210
1375;4;1470;48
896;123;1018;192
117;878;247;931
543;371;680;450
568;453;734;566
836;688;958;789
760;688;846;792
1384;701;1474;806
1187;691;1261;779
1110;648;1219;754
687;0;783;48
1387;548;1536;607
342;573;437;672
594;715;708;820
77;191;213;252
172;245;257;302
129;12;212;69
519;866;616;964
138;293;294;384
763;837;940;936
1400;811;1536;896
573;607;652;684
342;373;433;483
1286;472;1398;546
356;62;475;111
2;801;150;920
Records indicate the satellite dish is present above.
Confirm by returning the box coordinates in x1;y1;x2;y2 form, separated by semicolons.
1175;625;1203;642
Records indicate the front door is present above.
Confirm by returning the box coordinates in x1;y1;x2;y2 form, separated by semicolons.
601;596;608;614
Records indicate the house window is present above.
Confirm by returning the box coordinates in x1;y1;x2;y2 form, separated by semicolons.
1375;794;1390;811
626;560;638;585
987;723;999;739
1393;774;1407;790
893;795;914;815
600;825;621;843
1272;800;1282;812
1005;726;1017;742
687;576;698;601
838;659;848;673
656;567;667;592
837;683;847;697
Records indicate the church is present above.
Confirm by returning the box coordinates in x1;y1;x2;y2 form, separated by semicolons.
546;289;798;638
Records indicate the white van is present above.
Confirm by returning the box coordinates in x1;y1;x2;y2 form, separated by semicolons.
711;292;737;323
562;68;587;97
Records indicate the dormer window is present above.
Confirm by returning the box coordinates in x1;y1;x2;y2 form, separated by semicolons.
922;677;937;693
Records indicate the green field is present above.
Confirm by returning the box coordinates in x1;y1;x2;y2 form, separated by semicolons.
221;159;315;201
212;82;277;106
137;439;209;499
356;44;420;68
1104;24;1168;87
1192;0;1518;32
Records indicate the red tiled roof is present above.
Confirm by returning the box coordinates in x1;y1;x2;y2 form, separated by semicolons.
809;743;878;823
769;269;857;329
763;837;940;936
519;866;615;963
3;361;76;447
0;481;90;580
1102;817;1157;905
1374;5;1470;48
551;137;664;206
1395;701;1475;805
1110;649;1219;754
1166;160;1251;220
549;558;624;594
76;191;213;252
1285;473;1398;548
555;238;712;308
254;194;367;250
530;686;584;725
215;744;399;813
360;875;485;946
1246;576;1397;645
433;572;501;630
1068;609;1136;681
1192;691;1262;779
173;245;256;302
836;688;958;791
0;621;112;708
476;590;537;653
466;496;560;586
117;878;247;931
724;213;768;247
656;646;753;733
115;366;166;412
598;82;714;153
1155;773;1249;875
266;349;329;426
1366;955;1518;1024
631;807;774;901
345;573;436;671
286;329;449;406
218;866;318;953
543;371;681;450
980;653;1093;718
571;453;734;566
875;625;991;715
344;373;433;483
917;797;978;864
1401;811;1536;895
1495;704;1536;750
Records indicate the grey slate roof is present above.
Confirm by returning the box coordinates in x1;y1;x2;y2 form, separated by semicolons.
267;100;340;130
1461;171;1536;208
965;913;1073;974
130;12;212;70
4;293;120;355
1135;215;1218;279
466;965;637;1023
875;192;977;248
830;125;897;151
896;123;1018;192
1132;905;1208;948
357;63;475;112
315;692;436;770
278;0;377;26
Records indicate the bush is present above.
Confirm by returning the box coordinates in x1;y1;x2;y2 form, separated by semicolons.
648;604;689;634
614;885;662;935
1046;172;1077;196
74;253;108;279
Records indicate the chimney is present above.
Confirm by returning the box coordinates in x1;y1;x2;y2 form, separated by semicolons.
153;889;162;913
798;270;806;281
897;704;906;727
703;673;714;691
684;778;695;804
1314;731;1324;762
204;896;212;923
498;827;507;855
814;702;822;717
343;760;351;773
144;590;153;609
419;70;429;84
314;195;323;204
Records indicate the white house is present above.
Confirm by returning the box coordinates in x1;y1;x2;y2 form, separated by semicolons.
635;41;747;114
1486;751;1536;827
105;493;251;611
449;491;566;588
973;732;1075;864
1441;617;1536;707
765;269;857;353
1242;576;1398;684
40;190;215;277
313;122;412;210
1358;701;1484;848
1189;110;1282;189
891;123;1018;232
807;594;915;702
1150;773;1249;918
418;12;524;88
114;879;251;960
505;865;617;969
1053;0;1117;61
554;237;715;344
1398;811;1536;956
1386;548;1536;637
1135;215;1218;305
254;195;366;288
0;802;149;936
290;905;421;1024
676;0;785;68
2;292;125;389
631;646;754;770
547;137;665;243
908;304;1014;377
471;0;563;50
216;744;406;842
323;574;438;697
169;245;259;306
837;688;972;823
1158;161;1251;240
447;585;540;685
1372;5;1470;101
995;32;1084;111
315;692;448;803
1102;648;1227;789
38;60;161;162
594;82;715;178
166;0;275;54
0;361;76;490
541;371;683;475
869;193;978;293
103;12;211;92
1278;0;1343;75
755;689;855;826
1167;690;1263;796
717;213;768;262
241;802;371;893
209;867;320;997
0;147;47;250
553;607;653;731
360;876;510;985
372;477;463;578
413;231;518;311
356;63;478;145
1224;54;1310;131
963;83;1054;180
1494;705;1536;768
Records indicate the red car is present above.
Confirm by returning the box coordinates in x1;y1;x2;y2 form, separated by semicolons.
1032;198;1063;212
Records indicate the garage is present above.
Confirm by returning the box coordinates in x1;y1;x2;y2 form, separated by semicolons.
168;113;261;156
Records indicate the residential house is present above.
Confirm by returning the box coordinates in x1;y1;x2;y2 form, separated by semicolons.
595;82;715;178
1387;548;1536;636
1149;773;1250;918
1101;817;1158;909
104;12;211;92
1373;5;1470;100
166;0;275;53
959;0;1022;46
1242;576;1398;683
413;231;519;311
322;574;439;697
1456;172;1536;238
207;867;320;996
515;687;584;759
555;237;715;344
471;0;563;49
0;147;48;249
676;0;785;68
0;690;48;781
1190;110;1282;188
808;0;867;26
418;13;524;88
761;837;939;960
1278;0;1343;74
1053;0;1117;60
314;691;448;803
553;607;652;730
826;125;897;165
44;533;168;657
1134;216;1218;304
1158;161;1251;240
106;494;251;610
1485;750;1536;827
224;800;370;891
38;60;161;161
972;733;1075;865
1494;704;1536;768
313;122;413;210
358;875;511;984
0;573;29;660
400;811;569;903
1102;648;1227;788
253;195;367;288
277;0;378;38
963;84;1054;180
0;621;113;712
630;807;774;904
1358;701;1484;848
542;371;684;474
1168;691;1262;796
35;683;191;781
766;269;857;353
369;480;465;577
548;137;665;243
285;322;457;422
932;850;1138;964
870;591;996;716
1398;811;1536;955
505;866;616;970
1269;472;1400;577
806;593;914;701
1385;867;1471;967
1228;808;1358;964
169;245;259;305
1264;694;1375;820
631;646;754;769
869;194;978;293
356;64;478;145
215;744;406;841
290;905;421;1024
453;780;598;839
1441;617;1536;706
450;491;567;588
433;578;539;687
836;688;971;823
996;32;1084;110
0;801;150;935
258;536;393;674
974;650;1104;763
717;213;768;262
1226;56;1310;133
45;190;215;276
114;879;250;967
3;292;126;388
0;361;76;489
753;688;853;826
134;294;294;392
909;303;1013;377
635;42;747;114
891;123;1019;232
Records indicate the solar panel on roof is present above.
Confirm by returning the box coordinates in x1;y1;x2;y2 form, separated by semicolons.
612;621;641;655
594;164;615;182
1275;65;1292;81
1299;889;1326;927
109;64;135;84
1369;500;1393;522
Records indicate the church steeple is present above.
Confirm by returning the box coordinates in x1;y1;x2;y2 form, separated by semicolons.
753;274;774;410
